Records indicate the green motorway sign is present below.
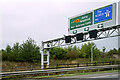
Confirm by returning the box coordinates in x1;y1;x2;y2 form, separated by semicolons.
70;12;93;30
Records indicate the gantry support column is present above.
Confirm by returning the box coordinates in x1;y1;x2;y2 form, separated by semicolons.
41;41;44;69
41;51;44;69
41;41;50;69
46;49;50;68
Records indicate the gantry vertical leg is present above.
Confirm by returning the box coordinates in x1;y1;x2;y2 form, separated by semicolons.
118;27;120;49
47;49;50;68
41;51;44;69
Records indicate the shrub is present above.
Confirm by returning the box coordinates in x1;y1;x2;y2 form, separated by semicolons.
66;50;78;59
107;48;118;56
49;47;67;59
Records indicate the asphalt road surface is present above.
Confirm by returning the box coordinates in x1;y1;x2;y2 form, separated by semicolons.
60;72;119;78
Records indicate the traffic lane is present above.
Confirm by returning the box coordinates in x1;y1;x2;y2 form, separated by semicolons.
2;78;119;80
60;72;119;78
89;74;118;78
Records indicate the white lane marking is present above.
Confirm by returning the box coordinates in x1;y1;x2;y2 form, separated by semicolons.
90;74;118;78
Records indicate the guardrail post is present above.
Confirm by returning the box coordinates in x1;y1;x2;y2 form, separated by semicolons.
44;64;46;69
95;62;97;66
86;63;88;66
109;62;111;65
111;61;113;65
16;67;18;72
56;64;58;69
67;72;69;74
77;63;79;67
83;70;84;73
48;72;49;76
30;65;33;71
77;63;79;72
98;68;99;72
11;67;14;72
102;62;104;65
112;67;113;71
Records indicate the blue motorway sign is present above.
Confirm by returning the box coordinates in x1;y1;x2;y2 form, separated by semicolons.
94;5;112;23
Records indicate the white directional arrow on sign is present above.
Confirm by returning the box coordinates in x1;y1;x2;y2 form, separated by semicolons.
105;10;110;17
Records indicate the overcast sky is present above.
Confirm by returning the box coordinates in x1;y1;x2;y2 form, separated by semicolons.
0;0;119;51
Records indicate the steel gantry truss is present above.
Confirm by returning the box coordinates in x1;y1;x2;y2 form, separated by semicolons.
41;25;120;69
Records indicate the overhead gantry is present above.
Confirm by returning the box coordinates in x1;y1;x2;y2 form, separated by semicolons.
41;25;120;69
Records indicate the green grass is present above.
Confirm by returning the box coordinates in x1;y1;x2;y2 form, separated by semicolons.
2;78;19;80
31;70;118;78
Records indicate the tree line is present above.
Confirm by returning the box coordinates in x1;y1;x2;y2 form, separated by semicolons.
1;38;119;62
1;38;40;62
